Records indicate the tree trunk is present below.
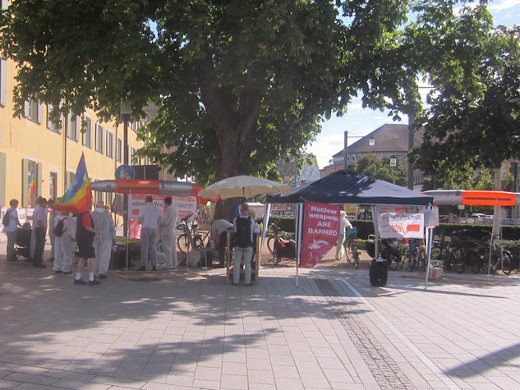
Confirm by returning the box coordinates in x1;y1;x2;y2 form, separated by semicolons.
196;46;261;221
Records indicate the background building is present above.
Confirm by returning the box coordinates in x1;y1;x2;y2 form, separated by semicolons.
0;57;147;209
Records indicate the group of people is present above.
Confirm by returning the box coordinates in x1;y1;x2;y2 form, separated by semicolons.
4;195;265;286
3;197;117;285
137;195;179;271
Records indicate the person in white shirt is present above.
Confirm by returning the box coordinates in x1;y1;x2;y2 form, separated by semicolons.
158;196;179;269
53;210;76;274
137;195;161;271
335;210;353;260
31;197;48;268
211;218;234;267
93;200;116;279
4;199;22;262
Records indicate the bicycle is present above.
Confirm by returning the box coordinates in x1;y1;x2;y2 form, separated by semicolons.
477;234;513;275
405;238;427;272
177;213;204;254
344;227;359;269
266;223;281;253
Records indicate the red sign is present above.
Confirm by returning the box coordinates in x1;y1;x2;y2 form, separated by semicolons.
300;201;340;268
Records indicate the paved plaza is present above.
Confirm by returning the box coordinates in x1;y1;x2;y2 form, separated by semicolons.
1;240;520;389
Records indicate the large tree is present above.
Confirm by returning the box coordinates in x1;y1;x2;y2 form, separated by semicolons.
406;4;520;184
0;0;416;185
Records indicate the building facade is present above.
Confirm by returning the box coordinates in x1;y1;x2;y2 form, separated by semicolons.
0;57;146;209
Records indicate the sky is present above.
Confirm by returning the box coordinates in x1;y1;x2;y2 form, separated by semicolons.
307;0;520;169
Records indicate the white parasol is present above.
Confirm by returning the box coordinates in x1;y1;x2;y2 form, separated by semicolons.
198;175;291;200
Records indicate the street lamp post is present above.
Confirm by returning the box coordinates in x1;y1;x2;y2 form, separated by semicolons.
120;99;131;237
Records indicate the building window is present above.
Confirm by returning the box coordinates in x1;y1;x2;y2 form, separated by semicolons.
369;137;375;146
95;122;104;154
106;192;113;208
130;146;136;164
49;171;58;201
106;130;114;158
24;98;42;123
66;171;75;189
82;115;93;148
67;113;79;142
116;137;122;163
46;104;62;134
131;120;143;133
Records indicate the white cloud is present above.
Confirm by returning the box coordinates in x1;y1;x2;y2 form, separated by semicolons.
488;0;520;11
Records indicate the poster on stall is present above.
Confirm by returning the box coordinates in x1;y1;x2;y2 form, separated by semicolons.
300;201;341;268
375;205;425;239
128;194;197;239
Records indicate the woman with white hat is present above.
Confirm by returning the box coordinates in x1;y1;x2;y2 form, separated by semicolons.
335;210;352;261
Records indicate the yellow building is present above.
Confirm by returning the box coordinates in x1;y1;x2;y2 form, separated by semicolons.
0;57;146;209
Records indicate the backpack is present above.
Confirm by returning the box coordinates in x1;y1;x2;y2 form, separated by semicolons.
54;218;65;237
234;217;252;248
2;209;11;227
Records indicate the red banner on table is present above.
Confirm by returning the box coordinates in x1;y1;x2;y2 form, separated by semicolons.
300;201;341;268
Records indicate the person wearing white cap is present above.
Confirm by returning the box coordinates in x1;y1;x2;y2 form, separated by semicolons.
335;210;352;261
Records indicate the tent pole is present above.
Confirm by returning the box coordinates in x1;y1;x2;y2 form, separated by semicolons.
372;206;379;258
424;227;431;289
295;203;303;287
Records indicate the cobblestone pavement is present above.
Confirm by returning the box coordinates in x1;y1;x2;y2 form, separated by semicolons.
1;240;520;389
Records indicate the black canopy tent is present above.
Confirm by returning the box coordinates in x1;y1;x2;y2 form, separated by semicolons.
264;170;434;286
266;170;433;206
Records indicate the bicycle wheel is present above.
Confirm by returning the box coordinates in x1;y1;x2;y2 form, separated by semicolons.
452;248;466;273
177;234;191;254
418;252;426;272
267;237;276;253
353;249;359;269
501;250;513;275
194;236;204;249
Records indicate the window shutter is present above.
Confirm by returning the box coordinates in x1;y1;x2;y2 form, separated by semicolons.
0;59;6;106
24;101;30;118
37;103;43;124
22;159;30;206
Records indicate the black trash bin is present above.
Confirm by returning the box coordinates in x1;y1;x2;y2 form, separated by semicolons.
369;258;388;287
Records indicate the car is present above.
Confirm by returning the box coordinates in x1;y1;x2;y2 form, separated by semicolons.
439;215;459;223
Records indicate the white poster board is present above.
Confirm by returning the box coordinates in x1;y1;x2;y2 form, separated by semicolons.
375;205;425;239
128;194;197;239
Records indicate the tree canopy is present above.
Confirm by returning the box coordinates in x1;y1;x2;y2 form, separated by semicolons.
349;154;407;186
407;4;520;184
0;0;416;185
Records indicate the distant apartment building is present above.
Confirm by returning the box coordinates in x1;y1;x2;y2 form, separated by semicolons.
320;124;426;190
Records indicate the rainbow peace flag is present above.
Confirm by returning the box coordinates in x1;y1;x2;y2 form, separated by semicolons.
54;153;93;213
28;171;35;204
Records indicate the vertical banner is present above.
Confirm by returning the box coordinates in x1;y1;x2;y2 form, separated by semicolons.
300;201;340;268
375;205;425;239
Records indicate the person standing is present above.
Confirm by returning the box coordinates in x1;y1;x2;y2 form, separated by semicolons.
211;218;234;267
158;196;179;270
47;198;56;262
31;197;48;268
93;200;116;279
335;210;353;261
4;199;22;262
74;200;101;285
232;203;256;286
137;195;161;271
53;210;75;274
